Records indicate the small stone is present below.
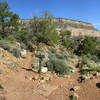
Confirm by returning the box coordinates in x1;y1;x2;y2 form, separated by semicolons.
32;75;39;80
81;75;89;80
73;86;80;91
44;77;50;81
41;67;48;73
71;69;75;73
25;76;33;80
95;72;100;78
40;80;45;84
64;75;70;78
20;49;27;58
40;76;51;82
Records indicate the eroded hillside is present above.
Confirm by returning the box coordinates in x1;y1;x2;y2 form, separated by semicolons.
20;18;100;37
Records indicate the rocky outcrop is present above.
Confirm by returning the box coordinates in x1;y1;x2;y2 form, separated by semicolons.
20;18;100;37
55;18;100;37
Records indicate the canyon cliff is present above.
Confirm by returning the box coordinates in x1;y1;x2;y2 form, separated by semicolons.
20;18;100;37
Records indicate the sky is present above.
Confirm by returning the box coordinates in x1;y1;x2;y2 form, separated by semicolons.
0;0;100;30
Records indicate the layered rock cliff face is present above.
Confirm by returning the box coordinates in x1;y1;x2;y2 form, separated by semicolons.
55;18;100;37
20;18;100;37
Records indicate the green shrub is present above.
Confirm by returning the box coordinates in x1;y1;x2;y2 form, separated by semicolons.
30;12;59;46
46;47;71;75
48;48;57;54
60;30;75;50
0;40;21;58
45;59;54;71
54;59;70;75
5;35;16;43
12;48;21;58
4;61;19;71
46;59;70;75
31;36;38;45
0;40;10;51
81;70;88;76
15;31;26;42
96;50;100;60
60;30;71;37
55;53;67;60
81;55;100;74
0;36;3;40
87;54;100;62
74;36;98;56
48;48;68;60
37;30;59;45
62;39;72;48
20;42;27;50
91;66;100;72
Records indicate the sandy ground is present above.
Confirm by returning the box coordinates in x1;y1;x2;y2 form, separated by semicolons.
0;51;100;100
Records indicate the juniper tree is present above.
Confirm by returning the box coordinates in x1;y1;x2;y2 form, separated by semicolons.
0;1;19;37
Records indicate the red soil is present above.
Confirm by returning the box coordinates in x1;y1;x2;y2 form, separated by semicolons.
0;51;100;100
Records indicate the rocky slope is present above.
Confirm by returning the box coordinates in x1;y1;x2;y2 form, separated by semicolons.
1;46;100;100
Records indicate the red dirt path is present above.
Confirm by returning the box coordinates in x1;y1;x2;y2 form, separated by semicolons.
0;51;100;100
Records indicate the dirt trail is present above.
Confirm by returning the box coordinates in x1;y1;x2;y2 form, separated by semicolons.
1;53;100;100
48;69;100;100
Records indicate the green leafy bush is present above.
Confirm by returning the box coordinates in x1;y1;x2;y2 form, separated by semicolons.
15;31;28;43
20;42;27;50
0;40;21;58
5;35;16;43
4;61;19;71
46;59;70;75
60;30;75;49
55;53;67;60
74;36;98;56
60;30;71;37
96;50;100;60
30;11;59;46
12;48;21;58
62;39;72;48
0;40;10;51
48;48;67;60
48;48;57;54
81;55;100;74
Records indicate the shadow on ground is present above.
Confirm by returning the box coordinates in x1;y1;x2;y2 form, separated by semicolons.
96;83;100;88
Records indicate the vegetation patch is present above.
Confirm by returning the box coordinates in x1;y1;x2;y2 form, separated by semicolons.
3;61;19;71
0;40;21;58
0;69;3;75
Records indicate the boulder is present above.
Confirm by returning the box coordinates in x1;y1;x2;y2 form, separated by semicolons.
41;67;48;73
20;49;27;58
16;42;21;49
81;75;90;80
